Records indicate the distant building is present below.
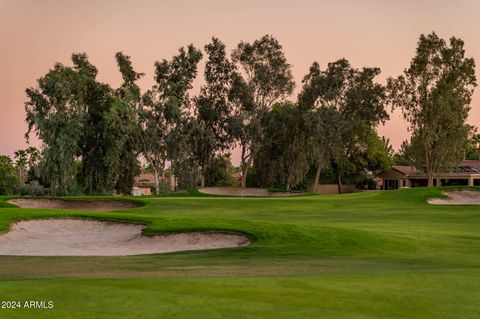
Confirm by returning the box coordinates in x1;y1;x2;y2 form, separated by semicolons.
132;186;151;196
377;160;480;190
133;173;176;195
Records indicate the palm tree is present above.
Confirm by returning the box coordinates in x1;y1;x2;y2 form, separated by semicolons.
14;150;28;185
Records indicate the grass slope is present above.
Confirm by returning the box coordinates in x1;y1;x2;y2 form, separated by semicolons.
0;187;479;318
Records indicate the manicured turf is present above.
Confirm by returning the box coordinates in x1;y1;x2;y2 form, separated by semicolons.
0;187;479;318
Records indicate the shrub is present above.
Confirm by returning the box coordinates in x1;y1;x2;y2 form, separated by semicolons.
19;181;48;196
206;155;238;187
150;181;169;194
0;155;18;195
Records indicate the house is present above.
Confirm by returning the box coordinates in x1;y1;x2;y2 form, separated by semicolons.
377;160;480;190
133;173;176;194
132;186;151;196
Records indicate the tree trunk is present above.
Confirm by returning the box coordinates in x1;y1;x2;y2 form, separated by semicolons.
427;173;434;187
426;152;434;187
241;169;248;188
18;167;25;185
153;169;160;195
313;164;322;193
200;174;205;188
241;157;253;189
286;183;290;191
337;172;343;194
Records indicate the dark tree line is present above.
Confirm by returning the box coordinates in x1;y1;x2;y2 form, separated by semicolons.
22;32;476;195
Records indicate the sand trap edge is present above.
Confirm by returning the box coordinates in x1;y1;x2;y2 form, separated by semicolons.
0;218;251;256
6;198;140;211
428;189;480;205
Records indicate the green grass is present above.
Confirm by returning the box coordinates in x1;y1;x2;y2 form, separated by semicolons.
0;187;480;318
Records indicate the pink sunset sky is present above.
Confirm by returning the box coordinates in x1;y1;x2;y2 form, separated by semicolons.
1;0;479;164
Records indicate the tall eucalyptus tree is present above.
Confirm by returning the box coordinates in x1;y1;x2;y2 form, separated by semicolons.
193;37;236;187
139;45;202;194
299;59;388;192
230;35;295;188
388;32;477;186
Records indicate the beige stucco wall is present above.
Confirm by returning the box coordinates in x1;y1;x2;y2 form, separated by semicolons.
378;169;410;189
314;184;356;194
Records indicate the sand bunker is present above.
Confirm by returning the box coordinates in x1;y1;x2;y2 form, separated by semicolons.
0;219;250;256
7;198;137;211
199;187;303;197
428;190;480;205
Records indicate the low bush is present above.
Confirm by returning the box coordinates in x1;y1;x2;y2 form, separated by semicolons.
18;181;48;196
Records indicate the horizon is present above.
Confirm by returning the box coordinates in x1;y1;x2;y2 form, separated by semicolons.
1;0;479;164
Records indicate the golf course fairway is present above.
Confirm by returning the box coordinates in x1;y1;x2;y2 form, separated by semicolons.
1;187;480;318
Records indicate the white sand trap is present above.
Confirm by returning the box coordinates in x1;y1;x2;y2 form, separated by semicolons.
199;187;303;197
7;198;137;211
0;219;250;256
428;190;480;205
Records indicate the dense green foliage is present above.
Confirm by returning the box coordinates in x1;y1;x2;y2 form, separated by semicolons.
466;133;480;160
1;188;480;318
254;102;309;189
205;154;238;186
388;32;477;186
230;35;295;187
25;53;141;195
14;147;40;185
18;180;47;196
299;58;389;192
0;156;17;195
111;52;143;195
139;45;202;194
25;60;86;195
22;32;477;194
193;38;236;187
